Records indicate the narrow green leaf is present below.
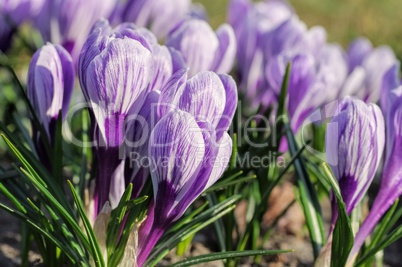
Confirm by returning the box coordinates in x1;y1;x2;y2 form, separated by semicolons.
368;199;399;250
67;180;105;267
107;183;133;257
171;249;293;267
17;167;92;256
276;62;291;135
146;195;241;266
0;131;72;211
321;163;354;267
286;124;325;258
12;112;37;157
52;110;63;186
146;205;237;267
205;174;255;193
0;182;27;213
229;133;238;169
355;224;402;267
205;193;226;252
0;202;79;264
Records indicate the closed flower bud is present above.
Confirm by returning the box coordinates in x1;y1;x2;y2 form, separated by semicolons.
326;96;385;217
27;43;74;142
166;18;236;76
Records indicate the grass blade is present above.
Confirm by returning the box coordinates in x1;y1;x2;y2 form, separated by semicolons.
171;249;293;267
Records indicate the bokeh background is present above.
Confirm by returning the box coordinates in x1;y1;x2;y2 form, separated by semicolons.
197;0;402;59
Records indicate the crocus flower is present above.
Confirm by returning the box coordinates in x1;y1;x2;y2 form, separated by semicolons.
0;0;44;51
349;64;402;261
136;71;237;265
35;0;117;65
27;43;74;147
79;20;154;213
121;0;192;39
341;37;396;103
166;18;236;77
227;0;292;110
326;96;385;219
123;27;185;197
265;43;347;133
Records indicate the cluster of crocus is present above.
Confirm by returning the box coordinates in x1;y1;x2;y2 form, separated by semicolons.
228;0;396;134
75;19;236;265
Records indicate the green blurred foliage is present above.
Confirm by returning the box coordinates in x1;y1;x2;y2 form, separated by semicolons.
196;0;402;59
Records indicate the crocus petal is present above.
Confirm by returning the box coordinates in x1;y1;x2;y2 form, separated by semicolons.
212;24;237;74
347;37;373;71
27;43;75;136
122;0;191;39
84;37;153;146
178;71;226;129
125;91;160;196
216;74;238;138
169;47;187;73
54;45;74;120
108;160;126;209
149;110;205;221
340;67;366;97
166;19;219;76
204;132;232;189
380;62;401;110
326;96;385;214
358;46;396;102
287;53;316;132
157;68;188;117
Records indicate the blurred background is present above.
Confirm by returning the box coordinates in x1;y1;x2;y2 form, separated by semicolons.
197;0;402;59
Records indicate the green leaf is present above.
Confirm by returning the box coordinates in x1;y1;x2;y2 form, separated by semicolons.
355;224;402;267
321;163;353;267
170;249;293;267
52;110;64;186
107;183;133;257
229;133;238;169
0;202;80;265
368;199;399;250
286;124;325;258
67;180;105;267
275;62;291;137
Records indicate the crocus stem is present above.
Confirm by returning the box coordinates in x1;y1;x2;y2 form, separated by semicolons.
94;146;122;215
136;203;166;266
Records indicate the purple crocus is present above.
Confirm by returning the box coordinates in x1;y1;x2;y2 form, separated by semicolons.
349;64;402;261
121;0;192;39
341;37;396;103
27;43;74;148
35;0;117;65
136;71;237;265
166;18;236;77
79;20;154;212
123;27;186;197
265;43;347;133
326;96;385;220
